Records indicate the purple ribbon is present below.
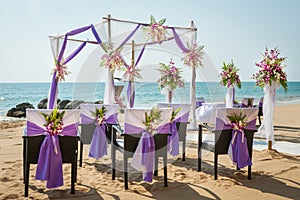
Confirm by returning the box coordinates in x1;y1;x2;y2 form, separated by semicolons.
215;117;256;168
117;24;141;50
172;28;190;53
26;121;78;188
168;112;189;156
81;113;118;159
124;122;170;182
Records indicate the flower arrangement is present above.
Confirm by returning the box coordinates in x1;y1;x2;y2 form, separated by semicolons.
252;47;287;92
41;109;65;136
219;60;241;89
143;107;162;135
52;62;71;82
227;111;247;131
114;95;126;113
143;15;167;44
157;60;185;91
100;50;124;73
91;106;107;125
181;43;205;68
123;65;142;82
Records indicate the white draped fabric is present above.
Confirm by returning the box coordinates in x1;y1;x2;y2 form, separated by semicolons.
104;69;115;104
226;85;234;108
257;81;280;142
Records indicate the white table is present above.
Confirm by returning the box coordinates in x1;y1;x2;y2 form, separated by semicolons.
196;102;225;124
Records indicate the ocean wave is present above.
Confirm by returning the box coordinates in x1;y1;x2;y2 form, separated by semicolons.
0;97;5;101
0;116;26;122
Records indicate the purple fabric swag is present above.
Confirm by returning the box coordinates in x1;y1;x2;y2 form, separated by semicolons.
26;121;78;188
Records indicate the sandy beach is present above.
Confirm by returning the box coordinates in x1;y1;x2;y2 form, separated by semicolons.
0;104;300;200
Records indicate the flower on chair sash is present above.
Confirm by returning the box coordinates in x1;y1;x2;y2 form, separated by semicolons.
91;106;107;126
41;109;65;136
143;107;162;135
227;112;247;132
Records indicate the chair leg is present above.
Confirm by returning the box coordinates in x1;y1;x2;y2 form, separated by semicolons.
23;137;26;184
248;165;252;180
71;163;76;194
182;139;186;162
198;125;202;172
124;156;128;190
24;163;29;197
79;141;83;167
163;156;168;187
154;156;158;176
214;153;218;180
111;144;116;180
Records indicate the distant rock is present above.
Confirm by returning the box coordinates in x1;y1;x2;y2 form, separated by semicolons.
64;100;85;109
57;100;71;109
37;98;60;109
94;100;104;104
6;102;34;118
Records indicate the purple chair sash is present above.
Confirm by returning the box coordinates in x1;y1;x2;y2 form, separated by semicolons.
168;112;189;156
26;121;78;188
215;117;256;168
81;113;118;159
124;122;170;182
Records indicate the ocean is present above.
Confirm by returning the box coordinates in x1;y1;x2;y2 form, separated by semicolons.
1;82;300;120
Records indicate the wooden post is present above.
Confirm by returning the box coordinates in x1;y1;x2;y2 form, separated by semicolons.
268;141;272;150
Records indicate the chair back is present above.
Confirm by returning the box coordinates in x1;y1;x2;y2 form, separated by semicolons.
242;98;254;108
157;103;190;122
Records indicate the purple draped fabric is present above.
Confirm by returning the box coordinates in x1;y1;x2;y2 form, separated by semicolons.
81;113;118;159
48;72;58;109
215;117;256;168
172;28;190;53
64;42;87;64
124;122;170;182
26;121;78;188
117;24;141;50
168;112;189;156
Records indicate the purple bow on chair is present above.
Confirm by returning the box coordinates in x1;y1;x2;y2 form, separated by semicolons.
215;117;256;168
168;112;189;156
26;121;78;188
81;113;118;159
125;122;170;182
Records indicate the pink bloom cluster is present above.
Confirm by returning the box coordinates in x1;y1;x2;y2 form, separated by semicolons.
157;60;185;91
53;64;70;82
96;114;106;126
143;15;167;44
100;51;124;73
252;47;287;92
123;65;142;82
219;61;241;89
46;120;64;136
231;121;245;131
181;43;204;68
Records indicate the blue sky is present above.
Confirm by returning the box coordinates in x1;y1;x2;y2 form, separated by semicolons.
1;0;299;82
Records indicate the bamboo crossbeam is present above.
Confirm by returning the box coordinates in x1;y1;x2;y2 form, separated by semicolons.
102;16;197;31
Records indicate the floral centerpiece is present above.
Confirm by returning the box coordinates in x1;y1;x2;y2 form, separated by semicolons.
123;64;142;82
143;107;162;135
252;47;287;92
143;15;167;44
91;106;107;125
181;43;205;68
100;50;124;73
157;59;185;91
219;60;241;89
52;61;71;82
41;109;65;136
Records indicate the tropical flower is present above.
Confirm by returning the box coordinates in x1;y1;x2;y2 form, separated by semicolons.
123;65;142;82
143;15;167;44
227;111;247;131
181;43;205;68
171;108;181;122
41;109;65;136
252;47;287;92
143;107;162;135
219;60;241;89
157;60;185;91
52;63;71;82
92;106;107;125
100;50;124;73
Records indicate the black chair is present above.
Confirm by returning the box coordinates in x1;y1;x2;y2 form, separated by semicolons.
23;135;79;197
111;125;170;189
198;125;255;180
176;122;188;161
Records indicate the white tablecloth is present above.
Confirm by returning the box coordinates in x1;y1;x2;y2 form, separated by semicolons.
196;102;225;124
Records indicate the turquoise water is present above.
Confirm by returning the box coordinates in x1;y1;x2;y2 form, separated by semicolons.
0;82;300;116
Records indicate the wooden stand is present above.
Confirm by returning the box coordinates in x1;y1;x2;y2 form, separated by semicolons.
268;141;272;150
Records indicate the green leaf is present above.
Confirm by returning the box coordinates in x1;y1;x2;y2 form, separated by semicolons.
158;18;166;25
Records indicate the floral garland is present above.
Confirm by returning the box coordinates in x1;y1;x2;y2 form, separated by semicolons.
123;65;142;82
252;47;287;92
143;107;162;135
157;60;185;91
100;50;124;73
219;60;241;89
227;112;247;131
41;109;65;136
143;15;167;44
92;106;107;125
52;62;71;82
181;43;205;68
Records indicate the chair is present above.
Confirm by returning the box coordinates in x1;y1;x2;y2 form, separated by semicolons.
23;109;80;197
242;98;254;108
79;104;119;166
258;97;264;125
198;108;258;180
196;97;205;108
111;108;172;189
157;103;190;161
